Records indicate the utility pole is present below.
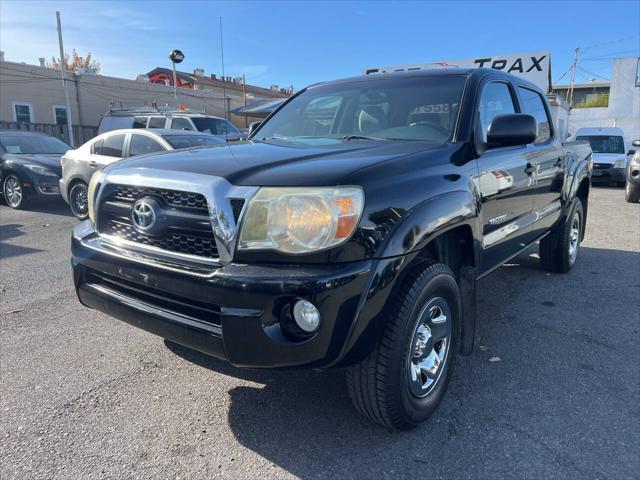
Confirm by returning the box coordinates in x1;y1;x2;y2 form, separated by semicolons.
56;11;74;147
242;73;248;127
567;47;580;108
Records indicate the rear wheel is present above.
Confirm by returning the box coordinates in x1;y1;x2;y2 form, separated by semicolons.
540;197;583;273
346;262;460;430
625;180;640;203
3;174;28;209
69;181;89;219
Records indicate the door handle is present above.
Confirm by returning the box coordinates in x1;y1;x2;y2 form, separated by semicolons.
88;160;98;167
524;162;536;175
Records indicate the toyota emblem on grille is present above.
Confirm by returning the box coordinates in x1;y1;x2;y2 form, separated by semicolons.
132;199;157;231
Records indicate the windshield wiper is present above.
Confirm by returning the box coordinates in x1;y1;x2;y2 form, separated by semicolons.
339;135;388;141
260;136;290;141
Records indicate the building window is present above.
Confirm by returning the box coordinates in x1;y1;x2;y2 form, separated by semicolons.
53;105;68;125
12;102;34;123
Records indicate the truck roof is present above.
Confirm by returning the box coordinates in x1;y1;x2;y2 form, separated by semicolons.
310;68;543;93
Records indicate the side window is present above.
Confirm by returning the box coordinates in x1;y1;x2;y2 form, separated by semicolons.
101;134;126;157
92;139;104;155
129;134;165;156
147;117;166;128
478;82;516;142
518;87;552;143
132;116;149;128
171;117;195;130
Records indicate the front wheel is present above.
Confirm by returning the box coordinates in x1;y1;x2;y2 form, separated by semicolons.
346;262;460;430
540;197;583;273
3;174;28;209
68;181;89;219
625;181;640;203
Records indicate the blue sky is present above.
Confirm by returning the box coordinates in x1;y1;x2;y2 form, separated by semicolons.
1;0;638;90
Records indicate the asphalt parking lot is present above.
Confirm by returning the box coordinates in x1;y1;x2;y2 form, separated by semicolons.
1;186;638;480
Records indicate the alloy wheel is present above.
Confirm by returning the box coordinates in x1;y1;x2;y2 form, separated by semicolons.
4;176;23;208
407;296;452;398
568;211;580;264
69;183;88;218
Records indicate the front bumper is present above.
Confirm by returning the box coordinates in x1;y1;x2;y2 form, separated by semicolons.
59;177;69;204
72;222;373;368
592;165;626;183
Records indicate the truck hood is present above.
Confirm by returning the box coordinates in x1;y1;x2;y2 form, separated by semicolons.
2;154;63;177
111;139;445;186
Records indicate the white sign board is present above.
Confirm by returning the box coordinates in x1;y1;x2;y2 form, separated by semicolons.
364;51;552;92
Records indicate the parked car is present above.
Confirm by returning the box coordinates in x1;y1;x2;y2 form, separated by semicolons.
0;130;70;209
625;140;640;203
98;108;246;142
574;127;632;187
60;129;224;218
71;69;592;430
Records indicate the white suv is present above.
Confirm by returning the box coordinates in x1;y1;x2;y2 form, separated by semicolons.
98;109;246;142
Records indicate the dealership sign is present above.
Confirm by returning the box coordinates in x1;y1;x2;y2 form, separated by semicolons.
364;51;552;92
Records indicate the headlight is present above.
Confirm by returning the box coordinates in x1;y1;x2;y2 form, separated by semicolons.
614;159;626;168
238;187;364;254
87;170;105;225
24;164;57;177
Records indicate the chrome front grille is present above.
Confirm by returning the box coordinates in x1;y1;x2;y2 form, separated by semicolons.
103;219;219;258
112;185;209;212
97;184;219;259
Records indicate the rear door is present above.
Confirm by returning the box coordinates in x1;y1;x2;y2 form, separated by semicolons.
147;116;167;129
87;133;127;176
170;117;196;131
475;80;537;272
516;86;565;236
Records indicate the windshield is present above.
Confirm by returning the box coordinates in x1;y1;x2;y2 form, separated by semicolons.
255;75;466;143
191;117;240;136
163;135;224;149
576;135;625;154
0;134;70;154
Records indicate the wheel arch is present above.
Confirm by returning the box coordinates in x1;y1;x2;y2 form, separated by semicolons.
333;195;481;367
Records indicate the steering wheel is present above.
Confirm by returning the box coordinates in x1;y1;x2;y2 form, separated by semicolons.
408;121;449;136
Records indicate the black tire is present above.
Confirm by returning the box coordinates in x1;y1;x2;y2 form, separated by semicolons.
346;262;461;430
68;181;89;219
625;181;640;203
615;181;626;188
539;197;583;273
3;174;29;209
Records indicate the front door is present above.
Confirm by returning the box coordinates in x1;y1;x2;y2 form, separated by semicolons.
475;81;537;273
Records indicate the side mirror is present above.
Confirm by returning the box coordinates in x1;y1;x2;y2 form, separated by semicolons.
629;150;636;156
487;114;537;149
248;121;262;137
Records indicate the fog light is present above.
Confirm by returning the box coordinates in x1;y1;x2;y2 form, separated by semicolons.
292;300;321;333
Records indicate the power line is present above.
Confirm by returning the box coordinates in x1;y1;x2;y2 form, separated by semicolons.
576;66;610;81
579;35;639;53
581;49;640;61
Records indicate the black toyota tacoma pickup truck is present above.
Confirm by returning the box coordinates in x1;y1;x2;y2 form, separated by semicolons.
71;69;592;430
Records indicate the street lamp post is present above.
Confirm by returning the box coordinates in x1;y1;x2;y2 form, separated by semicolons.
169;49;185;104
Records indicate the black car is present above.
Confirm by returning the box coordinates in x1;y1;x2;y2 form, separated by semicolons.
71;69;592;430
0;130;70;209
